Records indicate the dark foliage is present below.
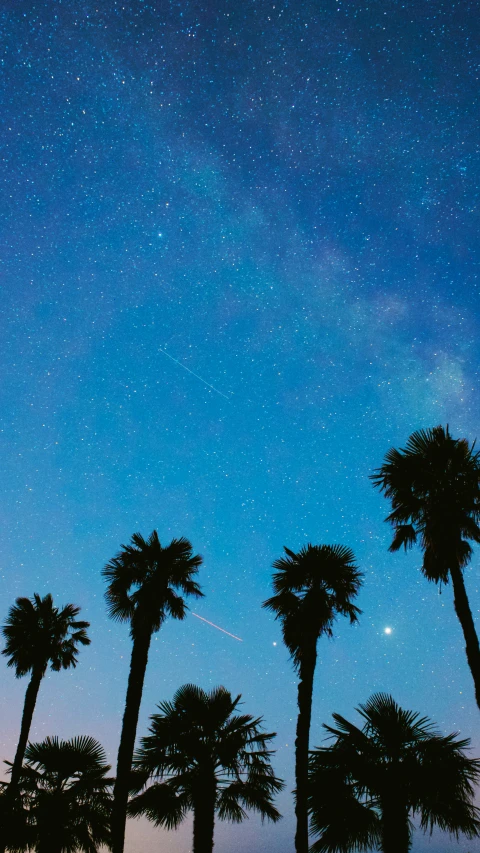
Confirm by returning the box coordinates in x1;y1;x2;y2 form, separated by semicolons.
309;693;480;853
129;684;283;853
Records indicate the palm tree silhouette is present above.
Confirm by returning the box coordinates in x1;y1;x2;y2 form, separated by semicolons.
7;735;113;853
1;594;90;797
262;544;362;853
308;693;480;853
128;684;283;853
103;531;203;853
372;426;480;709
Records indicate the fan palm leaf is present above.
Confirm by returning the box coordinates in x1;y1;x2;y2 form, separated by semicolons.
129;684;283;853
16;734;113;853
309;694;480;853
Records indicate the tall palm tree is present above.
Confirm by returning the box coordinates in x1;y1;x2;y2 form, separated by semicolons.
128;684;283;853
308;693;480;853
103;531;203;853
1;594;90;797
6;735;113;853
371;426;480;709
262;544;362;853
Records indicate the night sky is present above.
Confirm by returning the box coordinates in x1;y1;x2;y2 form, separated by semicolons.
1;0;480;850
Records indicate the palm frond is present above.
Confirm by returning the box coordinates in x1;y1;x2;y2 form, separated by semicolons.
389;525;417;552
17;734;113;852
128;782;189;829
133;683;283;836
310;694;480;852
103;531;203;638
262;544;363;668
372;426;480;584
1;594;90;677
308;759;380;853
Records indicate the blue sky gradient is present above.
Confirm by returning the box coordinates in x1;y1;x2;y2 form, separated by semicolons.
1;1;480;850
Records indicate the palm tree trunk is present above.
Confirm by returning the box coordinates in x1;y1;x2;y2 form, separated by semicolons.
294;647;317;853
380;798;411;853
193;779;216;853
9;666;43;791
111;629;152;853
0;667;43;853
450;564;480;710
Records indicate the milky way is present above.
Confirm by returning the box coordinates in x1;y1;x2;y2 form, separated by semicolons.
1;1;479;851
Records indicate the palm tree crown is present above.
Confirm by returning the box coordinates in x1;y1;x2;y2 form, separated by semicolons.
263;545;363;667
308;693;480;853
103;531;203;637
371;425;480;583
371;426;480;710
129;684;283;853
2;593;90;677
14;735;113;853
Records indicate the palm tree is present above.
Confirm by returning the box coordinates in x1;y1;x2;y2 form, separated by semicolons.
308;693;480;853
7;735;113;853
1;594;90;797
371;426;480;709
128;684;283;853
103;531;203;853
262;544;362;853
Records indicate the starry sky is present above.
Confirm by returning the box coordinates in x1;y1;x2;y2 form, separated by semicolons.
1;0;480;850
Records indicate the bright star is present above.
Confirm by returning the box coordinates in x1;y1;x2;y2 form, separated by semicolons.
384;627;392;635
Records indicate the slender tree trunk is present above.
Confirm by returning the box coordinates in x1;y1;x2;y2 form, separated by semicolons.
10;666;43;790
450;564;480;710
294;646;317;853
192;778;216;853
0;666;43;852
380;798;411;853
111;629;152;853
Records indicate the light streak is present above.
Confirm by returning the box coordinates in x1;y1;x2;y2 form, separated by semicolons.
158;348;230;400
191;612;243;642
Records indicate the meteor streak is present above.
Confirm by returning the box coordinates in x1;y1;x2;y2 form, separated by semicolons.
191;612;243;642
158;348;230;400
